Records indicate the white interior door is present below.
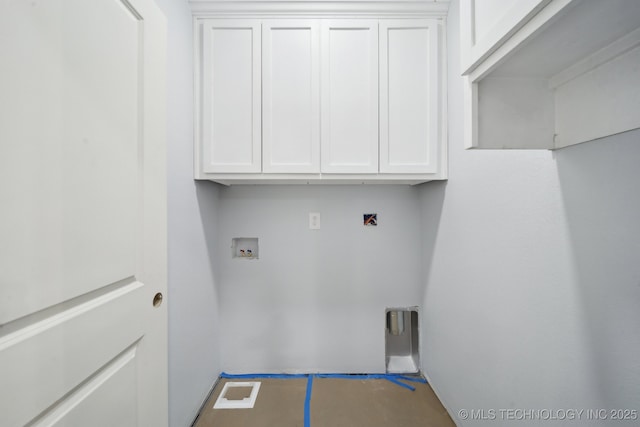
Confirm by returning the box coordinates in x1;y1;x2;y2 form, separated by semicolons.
0;0;167;426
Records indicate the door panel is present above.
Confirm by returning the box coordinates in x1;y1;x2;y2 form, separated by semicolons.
201;20;261;173
0;0;139;325
0;0;167;425
263;20;320;173
380;20;439;174
2;282;143;427
31;345;139;427
321;20;378;174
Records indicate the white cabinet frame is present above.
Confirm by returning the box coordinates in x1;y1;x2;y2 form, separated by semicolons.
193;3;450;184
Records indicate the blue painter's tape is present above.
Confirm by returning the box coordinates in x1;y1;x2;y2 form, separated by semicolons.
315;373;377;380
315;373;390;380
385;376;416;391
314;373;426;391
396;375;428;384
304;375;314;427
220;372;308;379
220;372;426;383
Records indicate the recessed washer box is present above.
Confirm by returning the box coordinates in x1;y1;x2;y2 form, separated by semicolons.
232;237;259;259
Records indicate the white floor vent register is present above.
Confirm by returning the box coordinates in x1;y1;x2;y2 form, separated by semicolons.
213;382;262;409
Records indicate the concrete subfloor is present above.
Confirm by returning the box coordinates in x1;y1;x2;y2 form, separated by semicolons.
194;376;456;427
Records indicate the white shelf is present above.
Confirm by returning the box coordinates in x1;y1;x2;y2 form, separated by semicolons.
464;0;640;150
476;0;640;80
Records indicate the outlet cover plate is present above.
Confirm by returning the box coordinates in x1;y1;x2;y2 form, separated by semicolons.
309;212;321;229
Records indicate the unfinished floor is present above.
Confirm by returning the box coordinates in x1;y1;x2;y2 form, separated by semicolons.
194;376;456;427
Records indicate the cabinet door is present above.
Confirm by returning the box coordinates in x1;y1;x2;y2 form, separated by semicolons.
380;19;440;174
321;20;378;174
460;0;552;74
263;20;320;173
201;20;261;173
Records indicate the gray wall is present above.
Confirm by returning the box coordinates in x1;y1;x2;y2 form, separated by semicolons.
419;0;640;425
216;185;423;373
154;0;222;426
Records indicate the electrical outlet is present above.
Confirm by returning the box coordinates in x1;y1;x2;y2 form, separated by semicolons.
309;212;321;230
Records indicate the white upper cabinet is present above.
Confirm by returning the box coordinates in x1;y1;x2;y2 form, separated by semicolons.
321;20;379;174
263;20;320;173
461;0;640;150
193;2;449;184
460;0;551;74
200;20;261;173
380;19;440;174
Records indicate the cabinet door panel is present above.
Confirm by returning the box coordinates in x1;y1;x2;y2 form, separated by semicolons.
321;20;378;174
263;20;320;173
201;20;261;173
380;20;439;174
